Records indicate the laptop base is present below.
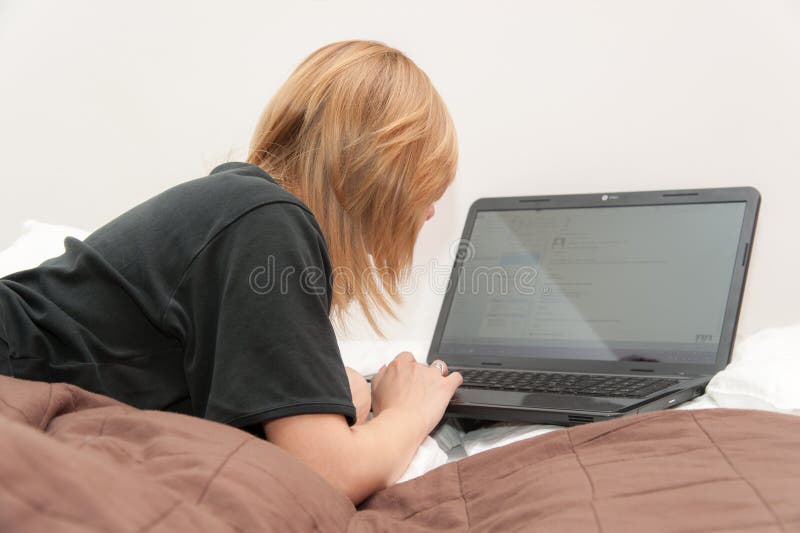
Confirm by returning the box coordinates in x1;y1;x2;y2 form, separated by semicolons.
445;381;706;426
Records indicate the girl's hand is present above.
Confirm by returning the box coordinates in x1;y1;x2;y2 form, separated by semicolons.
345;366;372;425
369;352;462;439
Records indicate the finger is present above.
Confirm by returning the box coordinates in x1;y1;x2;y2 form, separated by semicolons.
395;351;415;364
430;359;449;377
371;363;388;388
446;371;463;392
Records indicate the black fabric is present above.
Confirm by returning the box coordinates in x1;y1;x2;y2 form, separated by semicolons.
0;162;356;431
0;335;9;376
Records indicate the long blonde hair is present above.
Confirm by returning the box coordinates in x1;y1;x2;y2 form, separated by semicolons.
247;40;458;334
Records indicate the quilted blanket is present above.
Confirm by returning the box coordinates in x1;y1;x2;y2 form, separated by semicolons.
1;375;799;532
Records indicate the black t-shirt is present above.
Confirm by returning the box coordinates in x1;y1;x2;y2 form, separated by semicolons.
0;162;357;432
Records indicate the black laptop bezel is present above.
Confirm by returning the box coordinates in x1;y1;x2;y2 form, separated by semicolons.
427;186;760;378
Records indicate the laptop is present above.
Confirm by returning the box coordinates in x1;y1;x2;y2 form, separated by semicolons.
426;187;760;426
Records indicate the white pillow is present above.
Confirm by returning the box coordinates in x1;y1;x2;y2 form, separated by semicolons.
707;325;800;415
0;220;90;277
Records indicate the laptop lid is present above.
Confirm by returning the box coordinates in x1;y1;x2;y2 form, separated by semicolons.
428;187;760;378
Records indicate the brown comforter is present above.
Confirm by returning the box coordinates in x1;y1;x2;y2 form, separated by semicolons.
1;375;798;532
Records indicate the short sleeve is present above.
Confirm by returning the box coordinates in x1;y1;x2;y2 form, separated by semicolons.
165;202;356;431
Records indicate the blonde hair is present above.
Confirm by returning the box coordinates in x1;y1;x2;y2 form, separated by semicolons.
247;40;458;334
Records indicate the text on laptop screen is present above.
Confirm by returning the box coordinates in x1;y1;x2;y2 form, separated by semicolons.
438;202;746;364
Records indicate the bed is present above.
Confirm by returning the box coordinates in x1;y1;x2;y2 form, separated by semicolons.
2;375;800;532
2;221;800;532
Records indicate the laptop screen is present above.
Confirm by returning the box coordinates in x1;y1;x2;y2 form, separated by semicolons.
438;202;747;365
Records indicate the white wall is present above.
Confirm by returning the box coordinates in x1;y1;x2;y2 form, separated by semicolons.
1;1;798;347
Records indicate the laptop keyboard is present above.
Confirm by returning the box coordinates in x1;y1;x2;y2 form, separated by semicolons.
454;368;679;398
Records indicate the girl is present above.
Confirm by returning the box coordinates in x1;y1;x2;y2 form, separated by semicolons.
0;40;461;505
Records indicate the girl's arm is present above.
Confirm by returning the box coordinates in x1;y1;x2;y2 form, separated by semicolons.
264;352;462;506
264;408;426;505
